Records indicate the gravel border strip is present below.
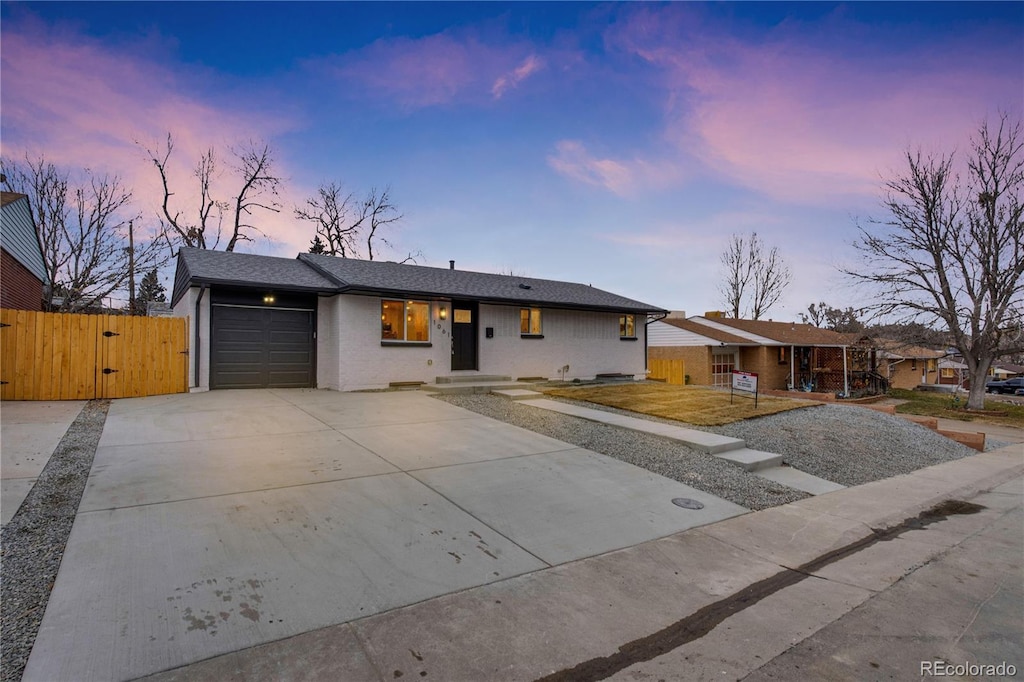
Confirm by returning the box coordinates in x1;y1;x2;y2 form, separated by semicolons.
1;399;110;682
436;394;811;511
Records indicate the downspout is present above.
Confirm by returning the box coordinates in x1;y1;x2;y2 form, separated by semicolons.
645;312;668;373
790;345;795;390
194;285;207;388
842;345;849;396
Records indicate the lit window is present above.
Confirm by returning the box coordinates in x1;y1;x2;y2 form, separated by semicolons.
619;314;636;338
520;308;542;336
940;367;955;378
778;347;788;365
381;300;430;342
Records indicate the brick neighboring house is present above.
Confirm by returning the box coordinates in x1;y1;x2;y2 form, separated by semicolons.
649;314;886;395
0;192;47;311
858;338;946;389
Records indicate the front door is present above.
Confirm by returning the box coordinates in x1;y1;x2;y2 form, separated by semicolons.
451;301;478;371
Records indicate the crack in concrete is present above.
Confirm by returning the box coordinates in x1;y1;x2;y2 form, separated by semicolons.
535;499;986;682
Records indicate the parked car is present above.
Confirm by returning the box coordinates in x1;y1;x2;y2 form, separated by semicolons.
985;377;1024;394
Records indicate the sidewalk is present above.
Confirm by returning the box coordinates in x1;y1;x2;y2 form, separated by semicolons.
142;445;1023;682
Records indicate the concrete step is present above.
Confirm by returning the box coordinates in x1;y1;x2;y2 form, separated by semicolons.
492;389;545;401
422;382;532;395
754;465;846;495
435;375;512;384
713;447;784;472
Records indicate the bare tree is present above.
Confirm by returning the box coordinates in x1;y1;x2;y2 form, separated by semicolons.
1;155;167;311
296;182;418;262
846;114;1024;409
141;133;281;251
296;181;359;257
718;232;790;319
800;302;864;333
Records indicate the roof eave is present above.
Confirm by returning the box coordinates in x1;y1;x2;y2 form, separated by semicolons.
336;285;665;314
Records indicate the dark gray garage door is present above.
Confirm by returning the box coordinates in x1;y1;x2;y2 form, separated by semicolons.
210;305;315;389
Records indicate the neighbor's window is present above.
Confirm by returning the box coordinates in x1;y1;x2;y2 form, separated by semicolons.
911;359;918;371
778;347;788;365
381;300;430;342
940;367;955;379
520;308;542;336
619;314;636;338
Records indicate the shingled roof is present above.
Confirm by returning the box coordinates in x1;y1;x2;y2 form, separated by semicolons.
172;248;664;313
658;317;755;345
703;317;852;346
171;248;339;305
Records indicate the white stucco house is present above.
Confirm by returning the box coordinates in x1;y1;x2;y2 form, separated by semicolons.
171;248;665;391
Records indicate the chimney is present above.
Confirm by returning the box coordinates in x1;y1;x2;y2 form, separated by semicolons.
705;310;723;319
666;310;687;319
449;260;455;270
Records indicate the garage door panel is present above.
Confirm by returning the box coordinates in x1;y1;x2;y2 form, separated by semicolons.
211;305;315;389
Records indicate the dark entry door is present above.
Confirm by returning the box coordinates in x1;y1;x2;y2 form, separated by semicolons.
211;305;315;388
451;301;478;371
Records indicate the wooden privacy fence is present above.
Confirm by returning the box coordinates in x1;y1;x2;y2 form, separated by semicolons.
0;309;189;400
649;358;686;385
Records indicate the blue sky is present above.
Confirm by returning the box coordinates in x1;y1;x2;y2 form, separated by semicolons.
2;2;1021;317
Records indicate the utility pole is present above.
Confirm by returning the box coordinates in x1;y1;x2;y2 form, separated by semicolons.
128;219;136;315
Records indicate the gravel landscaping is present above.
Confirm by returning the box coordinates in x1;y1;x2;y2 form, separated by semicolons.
436;393;984;504
437;394;812;511
1;400;109;682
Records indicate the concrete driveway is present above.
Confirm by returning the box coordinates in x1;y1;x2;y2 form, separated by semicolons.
24;389;745;682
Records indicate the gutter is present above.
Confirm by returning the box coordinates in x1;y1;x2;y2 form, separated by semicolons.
194;284;207;388
645;312;669;372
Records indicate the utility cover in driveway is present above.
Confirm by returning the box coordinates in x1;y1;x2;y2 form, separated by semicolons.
210;305;314;389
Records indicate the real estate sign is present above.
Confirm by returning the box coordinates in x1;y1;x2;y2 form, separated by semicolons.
731;370;759;407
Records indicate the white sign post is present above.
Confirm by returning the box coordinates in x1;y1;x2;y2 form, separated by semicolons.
731;370;759;407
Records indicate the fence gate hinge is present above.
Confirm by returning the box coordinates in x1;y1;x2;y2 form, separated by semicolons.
102;368;119;374
0;380;7;385
0;322;10;328
103;330;120;337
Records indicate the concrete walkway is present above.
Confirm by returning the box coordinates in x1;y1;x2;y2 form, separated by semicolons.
502;392;845;496
139;446;1023;681
1;400;86;525
22;389;745;682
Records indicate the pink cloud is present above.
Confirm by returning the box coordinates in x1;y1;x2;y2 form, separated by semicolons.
319;30;553;109
547;140;683;197
0;26;320;257
605;7;1021;204
492;54;545;99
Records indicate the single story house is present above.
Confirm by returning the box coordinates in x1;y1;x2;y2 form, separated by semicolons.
0;192;47;311
171;248;664;391
865;338;946;389
648;313;877;394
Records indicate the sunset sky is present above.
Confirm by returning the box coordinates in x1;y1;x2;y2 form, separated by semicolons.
1;2;1020;317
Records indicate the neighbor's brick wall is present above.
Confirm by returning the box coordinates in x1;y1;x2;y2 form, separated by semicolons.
888;362;927;389
739;346;792;390
650;346;711;385
0;248;44;311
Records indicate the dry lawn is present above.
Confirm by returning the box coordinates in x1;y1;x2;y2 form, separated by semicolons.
543;382;818;426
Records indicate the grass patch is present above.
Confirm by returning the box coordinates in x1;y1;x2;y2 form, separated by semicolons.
543;382;818;426
889;389;1024;428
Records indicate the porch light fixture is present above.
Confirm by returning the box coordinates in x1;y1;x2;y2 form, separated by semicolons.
439;306;448;320
263;294;276;304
